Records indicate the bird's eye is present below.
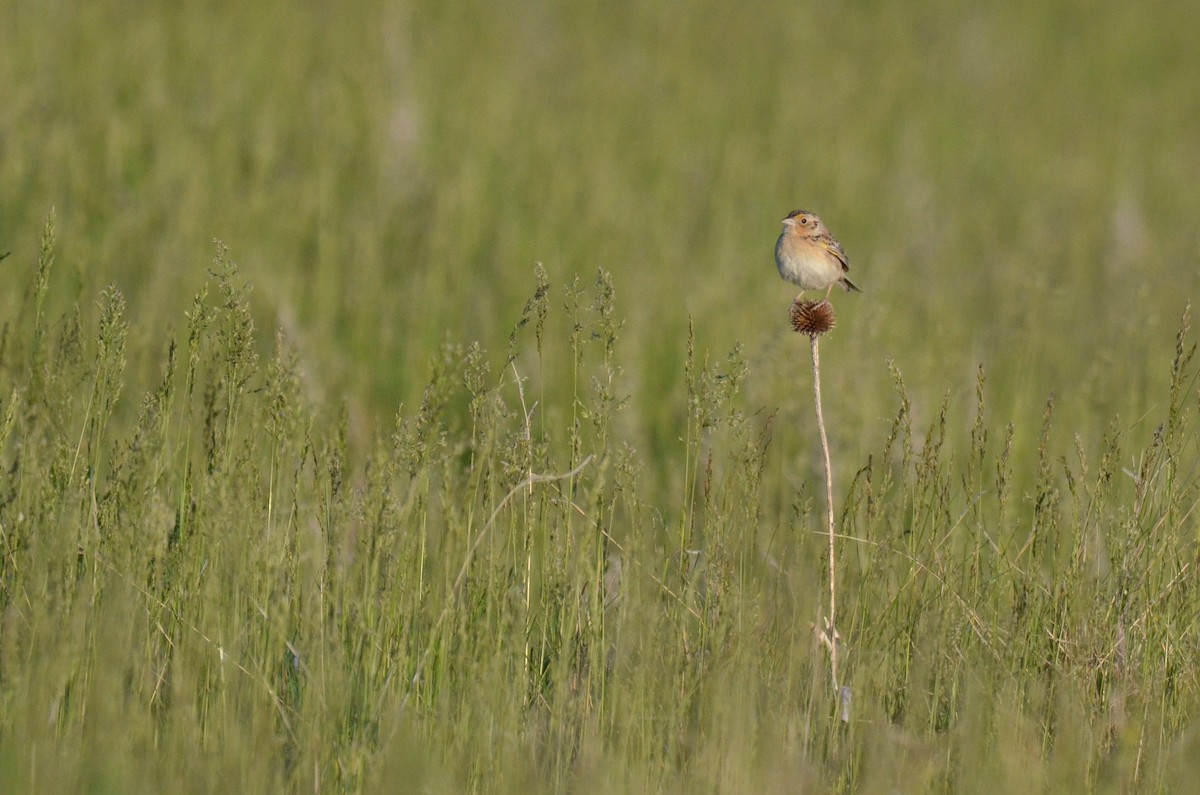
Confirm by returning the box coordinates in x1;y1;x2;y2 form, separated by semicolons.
800;217;808;225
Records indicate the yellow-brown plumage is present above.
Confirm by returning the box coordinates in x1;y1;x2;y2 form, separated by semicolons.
775;210;861;300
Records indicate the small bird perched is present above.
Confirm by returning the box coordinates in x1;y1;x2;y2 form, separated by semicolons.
775;210;862;301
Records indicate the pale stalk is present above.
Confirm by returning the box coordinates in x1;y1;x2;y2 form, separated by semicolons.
810;334;840;694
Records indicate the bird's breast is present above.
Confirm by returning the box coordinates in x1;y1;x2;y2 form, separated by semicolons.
775;233;841;288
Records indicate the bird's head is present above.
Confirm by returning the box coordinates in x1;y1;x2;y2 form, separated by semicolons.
782;210;825;236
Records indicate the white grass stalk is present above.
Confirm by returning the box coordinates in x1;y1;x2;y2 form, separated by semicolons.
810;333;845;718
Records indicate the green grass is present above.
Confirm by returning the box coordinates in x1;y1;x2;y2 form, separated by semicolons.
2;0;1200;792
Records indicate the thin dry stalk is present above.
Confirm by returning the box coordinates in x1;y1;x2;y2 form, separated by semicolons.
810;334;840;694
792;298;846;720
400;454;595;711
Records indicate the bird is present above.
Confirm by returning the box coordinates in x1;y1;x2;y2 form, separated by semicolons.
775;210;862;301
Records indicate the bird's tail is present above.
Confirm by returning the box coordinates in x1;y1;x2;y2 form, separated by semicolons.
840;276;862;293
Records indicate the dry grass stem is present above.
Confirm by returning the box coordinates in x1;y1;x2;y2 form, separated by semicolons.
809;331;842;708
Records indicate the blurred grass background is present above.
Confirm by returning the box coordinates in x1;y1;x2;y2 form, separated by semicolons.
5;0;1197;439
2;0;1199;792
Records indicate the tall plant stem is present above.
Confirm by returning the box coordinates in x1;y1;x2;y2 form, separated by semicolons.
810;334;840;694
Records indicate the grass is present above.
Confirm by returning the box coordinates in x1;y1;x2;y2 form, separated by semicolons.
2;0;1200;792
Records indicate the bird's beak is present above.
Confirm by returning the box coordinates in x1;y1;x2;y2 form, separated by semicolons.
781;217;795;226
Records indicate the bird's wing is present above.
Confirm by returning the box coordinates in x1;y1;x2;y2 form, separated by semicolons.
820;237;852;273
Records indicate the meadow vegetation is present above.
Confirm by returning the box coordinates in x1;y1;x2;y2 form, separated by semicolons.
2;1;1199;792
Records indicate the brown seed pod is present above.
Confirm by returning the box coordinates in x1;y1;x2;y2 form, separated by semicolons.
790;299;836;337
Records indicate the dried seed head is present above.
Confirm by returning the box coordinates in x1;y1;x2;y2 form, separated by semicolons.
790;299;836;337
